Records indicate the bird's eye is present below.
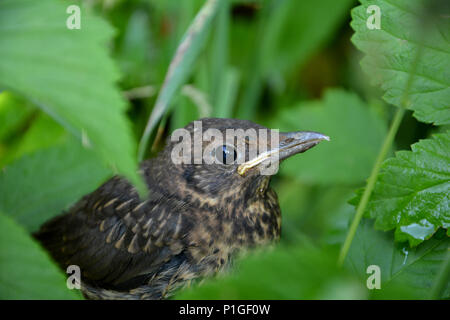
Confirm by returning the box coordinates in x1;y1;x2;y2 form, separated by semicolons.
214;145;237;165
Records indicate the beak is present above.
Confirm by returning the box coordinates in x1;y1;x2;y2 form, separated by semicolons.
277;131;330;161
237;131;329;176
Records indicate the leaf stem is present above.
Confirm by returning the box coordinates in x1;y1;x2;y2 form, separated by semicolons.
338;38;424;266
338;107;405;266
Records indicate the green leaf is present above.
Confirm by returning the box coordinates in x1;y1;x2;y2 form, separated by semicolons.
0;0;144;192
0;212;81;299
7;113;67;162
261;0;355;76
176;246;367;299
346;218;449;298
0;138;111;232
275;178;354;246
116;9;153;88
0;112;68;168
0;92;33;142
209;0;230;108
273;89;387;185
0;92;35;164
235;0;355;119
138;0;222;160
351;0;450;125
214;67;240;118
353;132;450;246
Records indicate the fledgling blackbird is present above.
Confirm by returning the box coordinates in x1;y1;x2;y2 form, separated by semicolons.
35;118;328;299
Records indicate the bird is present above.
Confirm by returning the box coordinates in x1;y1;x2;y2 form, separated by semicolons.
35;118;329;300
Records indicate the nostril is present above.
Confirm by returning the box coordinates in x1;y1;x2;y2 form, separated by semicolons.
284;138;295;143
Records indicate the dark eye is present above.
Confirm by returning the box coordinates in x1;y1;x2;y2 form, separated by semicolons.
214;145;237;165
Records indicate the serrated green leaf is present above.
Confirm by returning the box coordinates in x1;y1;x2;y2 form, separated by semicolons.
0;0;144;193
351;0;450;125
273;89;387;184
355;132;450;246
0;138;111;232
346;218;449;298
176;246;367;299
0;212;81;299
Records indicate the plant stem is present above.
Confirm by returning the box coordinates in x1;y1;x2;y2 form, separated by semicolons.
338;40;423;267
338;107;405;266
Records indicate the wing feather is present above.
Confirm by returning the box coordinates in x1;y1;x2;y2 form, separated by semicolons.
35;174;191;289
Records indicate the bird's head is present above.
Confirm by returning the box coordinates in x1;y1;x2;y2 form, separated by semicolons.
157;118;329;200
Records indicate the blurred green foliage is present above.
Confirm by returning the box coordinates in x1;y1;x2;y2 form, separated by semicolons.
0;0;448;299
178;246;368;300
273;89;388;185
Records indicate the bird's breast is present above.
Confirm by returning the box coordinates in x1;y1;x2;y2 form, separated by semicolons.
184;187;281;274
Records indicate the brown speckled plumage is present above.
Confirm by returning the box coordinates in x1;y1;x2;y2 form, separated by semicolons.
35;118;327;299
